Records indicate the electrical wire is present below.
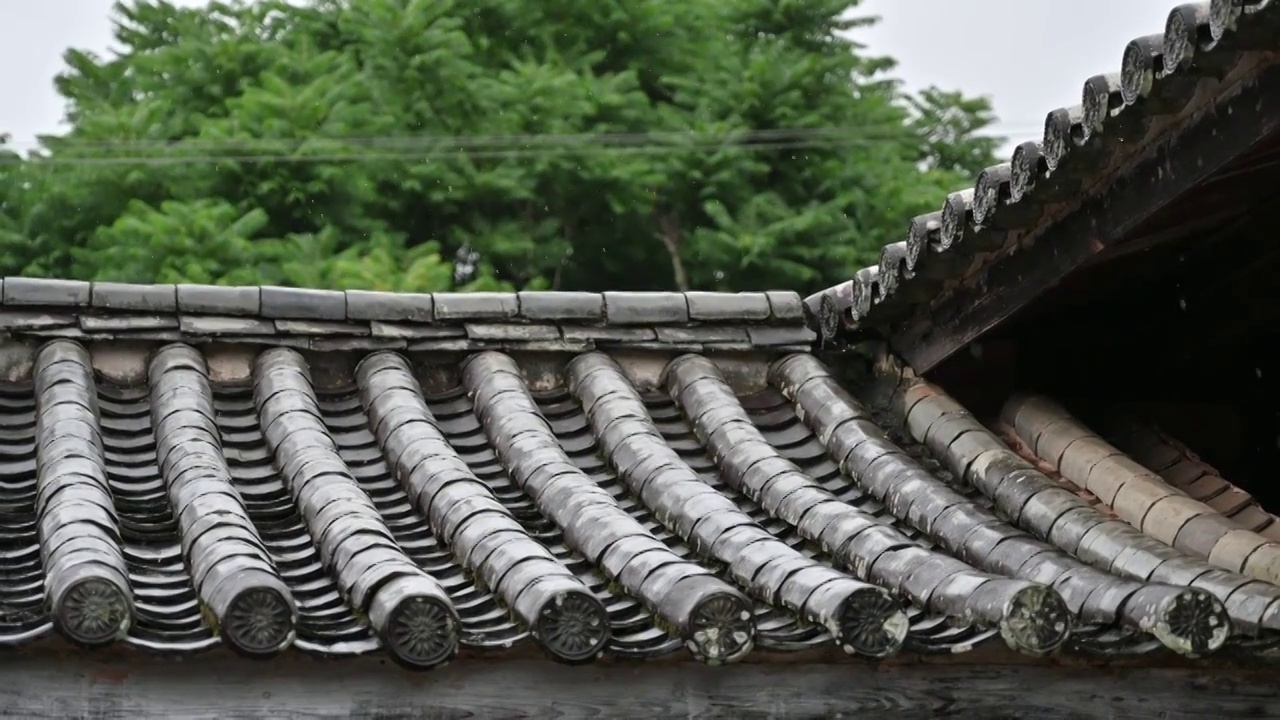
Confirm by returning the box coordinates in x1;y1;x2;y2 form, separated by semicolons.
4;123;1039;152
0;123;1041;167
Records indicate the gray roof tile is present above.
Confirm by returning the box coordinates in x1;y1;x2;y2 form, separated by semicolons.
463;323;561;342
345;290;434;322
90;282;178;312
805;4;1277;341
685;292;770;322
518;291;603;321
0;311;76;330
0;337;1252;666
368;322;466;340
654;326;750;344
2;282;815;356
746;326;818;346
79;315;179;332
179;315;276;335
4;277;90;306
273;320;370;335
260;286;346;320
765;291;805;322
177;284;261;315
561;326;657;342
603;292;688;325
433;292;519;321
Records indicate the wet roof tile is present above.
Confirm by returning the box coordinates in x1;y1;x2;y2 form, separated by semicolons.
0;283;1273;666
805;2;1280;342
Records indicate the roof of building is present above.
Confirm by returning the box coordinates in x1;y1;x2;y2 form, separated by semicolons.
0;278;1278;669
3;1;1278;687
804;1;1280;367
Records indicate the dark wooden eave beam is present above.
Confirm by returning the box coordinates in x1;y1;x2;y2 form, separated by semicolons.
893;58;1280;372
4;651;1280;718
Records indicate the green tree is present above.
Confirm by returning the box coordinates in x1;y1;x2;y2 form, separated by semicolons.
0;136;25;269
0;0;1001;294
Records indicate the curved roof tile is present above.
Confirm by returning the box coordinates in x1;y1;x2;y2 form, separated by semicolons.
0;282;1274;665
805;0;1280;344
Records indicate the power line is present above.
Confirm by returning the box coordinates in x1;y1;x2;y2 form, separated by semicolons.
3;123;1041;153
4;138;1014;167
5;138;887;167
0;124;1043;167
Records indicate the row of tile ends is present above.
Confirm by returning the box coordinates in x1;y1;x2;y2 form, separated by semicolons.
16;338;1256;671
802;0;1279;340
0;277;805;328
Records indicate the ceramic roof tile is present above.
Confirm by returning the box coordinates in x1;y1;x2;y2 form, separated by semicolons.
0;280;808;353
805;1;1280;342
0;317;1275;665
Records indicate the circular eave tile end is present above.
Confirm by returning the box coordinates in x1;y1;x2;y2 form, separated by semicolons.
835;588;909;659
384;595;461;670
1162;9;1195;71
685;592;755;665
1153;589;1232;657
1209;0;1242;41
57;576;132;647
999;585;1073;657
533;589;610;665
224;586;297;657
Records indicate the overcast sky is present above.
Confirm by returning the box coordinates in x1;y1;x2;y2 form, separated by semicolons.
0;0;1177;153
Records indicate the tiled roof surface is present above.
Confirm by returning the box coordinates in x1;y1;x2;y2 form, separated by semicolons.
0;278;814;354
2;281;1279;667
804;0;1280;340
1106;420;1280;540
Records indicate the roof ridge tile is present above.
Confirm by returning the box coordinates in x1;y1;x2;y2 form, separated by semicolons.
0;279;813;352
806;1;1280;346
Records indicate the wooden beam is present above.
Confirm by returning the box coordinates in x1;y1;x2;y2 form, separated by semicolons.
2;652;1279;718
1081;206;1247;271
894;60;1280;373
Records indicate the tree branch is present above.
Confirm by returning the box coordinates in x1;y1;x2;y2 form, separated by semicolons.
655;209;689;291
